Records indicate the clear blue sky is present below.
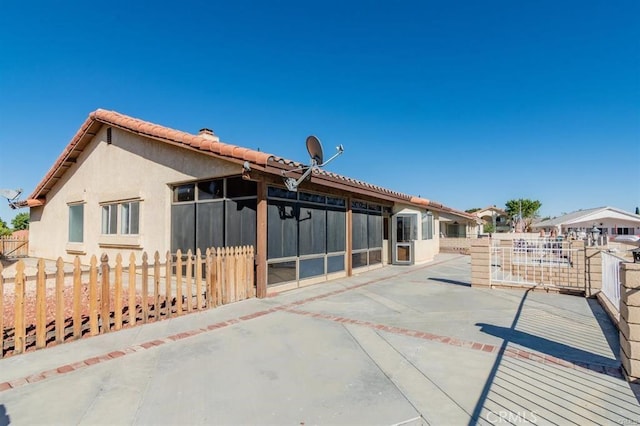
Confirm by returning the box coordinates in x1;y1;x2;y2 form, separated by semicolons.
1;0;638;225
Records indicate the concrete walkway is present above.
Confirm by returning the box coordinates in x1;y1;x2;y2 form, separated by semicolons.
0;254;638;425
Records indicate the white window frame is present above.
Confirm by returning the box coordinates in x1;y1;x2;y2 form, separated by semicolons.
68;203;84;243
102;204;118;235
120;201;140;235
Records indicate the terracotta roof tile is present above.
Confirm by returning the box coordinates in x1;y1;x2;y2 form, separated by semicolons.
22;109;474;219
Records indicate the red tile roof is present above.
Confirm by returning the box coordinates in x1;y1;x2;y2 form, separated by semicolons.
22;109;476;220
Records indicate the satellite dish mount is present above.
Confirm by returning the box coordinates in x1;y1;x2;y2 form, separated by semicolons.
0;188;23;209
282;136;344;192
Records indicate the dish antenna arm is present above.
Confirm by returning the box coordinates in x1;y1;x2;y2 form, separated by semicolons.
0;188;23;209
282;138;344;192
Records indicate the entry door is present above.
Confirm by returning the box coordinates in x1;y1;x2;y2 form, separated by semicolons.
392;214;415;265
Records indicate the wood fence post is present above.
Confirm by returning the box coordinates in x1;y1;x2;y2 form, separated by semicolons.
205;248;212;309
215;248;222;306
72;257;82;339
100;254;111;333
256;179;267;298
165;251;172;318
128;253;137;326
89;256;99;336
154;251;160;320
196;248;203;310
176;250;183;316
186;249;193;312
36;258;46;349
55;257;65;343
248;246;255;298
142;252;149;323
14;260;25;354
115;254;123;330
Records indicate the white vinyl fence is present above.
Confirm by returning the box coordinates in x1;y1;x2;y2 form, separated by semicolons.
601;251;623;311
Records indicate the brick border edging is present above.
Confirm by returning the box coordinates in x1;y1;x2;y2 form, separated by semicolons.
1;254;620;393
282;308;623;380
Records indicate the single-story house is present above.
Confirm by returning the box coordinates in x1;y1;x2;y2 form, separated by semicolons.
470;206;511;233
18;109;476;296
532;206;640;237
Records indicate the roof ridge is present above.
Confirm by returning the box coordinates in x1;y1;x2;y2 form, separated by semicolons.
23;109;474;219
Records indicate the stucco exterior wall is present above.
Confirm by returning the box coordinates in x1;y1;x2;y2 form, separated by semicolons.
393;205;439;264
29;126;240;263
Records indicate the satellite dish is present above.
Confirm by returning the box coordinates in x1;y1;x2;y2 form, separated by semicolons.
282;136;344;192
0;188;23;209
306;136;323;166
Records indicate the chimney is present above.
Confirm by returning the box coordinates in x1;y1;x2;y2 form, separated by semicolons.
198;128;219;142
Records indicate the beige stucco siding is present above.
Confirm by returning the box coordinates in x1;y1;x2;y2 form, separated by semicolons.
393;205;439;264
29;126;240;263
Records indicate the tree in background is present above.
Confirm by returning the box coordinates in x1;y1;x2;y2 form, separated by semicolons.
504;199;542;232
0;218;11;236
465;208;481;213
483;223;496;234
11;212;29;230
636;207;639;215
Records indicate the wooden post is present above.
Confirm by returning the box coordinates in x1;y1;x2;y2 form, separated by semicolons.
72;257;82;339
237;246;246;301
195;248;203;310
55;257;65;343
142;252;149;323
256;179;267;298
114;254;123;330
36;258;46;349
128;253;137;326
224;247;233;304
14;260;26;354
234;247;241;301
89;256;99;336
165;251;172;318
216;248;223;304
153;251;160;319
175;250;183;316
248;246;255;297
186;249;193;312
100;254;111;333
205;248;212;308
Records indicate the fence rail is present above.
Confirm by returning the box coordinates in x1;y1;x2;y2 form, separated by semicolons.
0;246;254;358
0;235;29;257
601;251;623;311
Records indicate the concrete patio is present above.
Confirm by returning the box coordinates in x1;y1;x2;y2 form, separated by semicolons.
0;254;638;425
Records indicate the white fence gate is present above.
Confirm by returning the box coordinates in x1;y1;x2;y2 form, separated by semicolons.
490;239;581;289
601;251;623;311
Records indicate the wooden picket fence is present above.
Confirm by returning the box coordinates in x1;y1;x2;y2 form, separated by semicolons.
0;235;29;258
0;246;254;358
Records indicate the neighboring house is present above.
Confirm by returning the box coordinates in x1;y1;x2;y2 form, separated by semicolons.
470;206;511;233
439;211;482;238
532;207;640;237
18;109;476;295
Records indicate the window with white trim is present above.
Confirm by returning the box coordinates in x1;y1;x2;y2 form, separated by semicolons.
421;211;434;240
69;204;84;243
102;204;117;234
121;201;140;234
100;200;140;235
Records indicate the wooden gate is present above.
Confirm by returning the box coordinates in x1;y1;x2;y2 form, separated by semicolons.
0;236;29;257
